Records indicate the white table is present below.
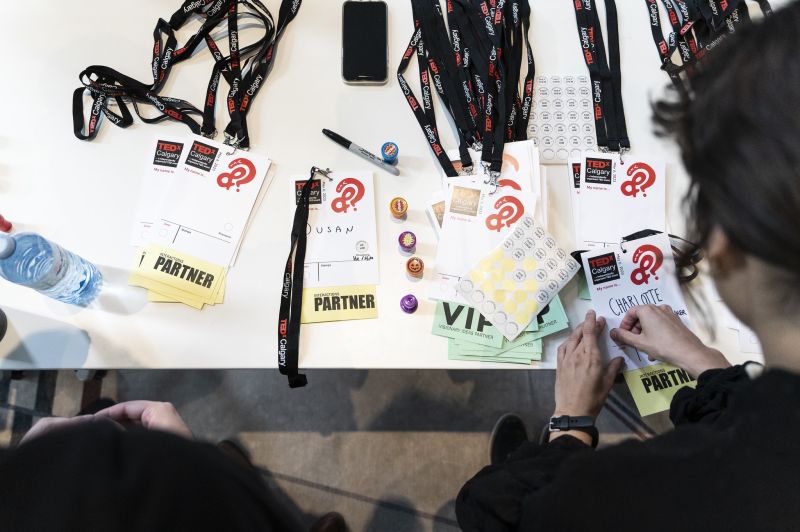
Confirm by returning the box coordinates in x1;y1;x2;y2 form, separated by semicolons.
0;0;766;369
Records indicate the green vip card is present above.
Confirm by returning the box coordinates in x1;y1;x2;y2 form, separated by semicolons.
529;296;569;340
432;301;505;348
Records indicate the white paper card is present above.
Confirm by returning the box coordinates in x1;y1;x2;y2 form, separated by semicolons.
575;151;666;250
151;135;272;267
298;171;379;288
131;136;189;247
582;233;691;370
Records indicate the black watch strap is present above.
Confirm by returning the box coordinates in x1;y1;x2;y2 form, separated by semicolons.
546;415;599;448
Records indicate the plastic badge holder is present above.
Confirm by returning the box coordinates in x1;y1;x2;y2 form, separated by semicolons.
457;215;580;341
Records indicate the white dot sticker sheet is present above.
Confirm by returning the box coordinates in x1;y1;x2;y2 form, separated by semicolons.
527;75;598;164
457;214;580;341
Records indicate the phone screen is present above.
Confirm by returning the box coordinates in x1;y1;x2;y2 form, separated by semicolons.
342;1;388;83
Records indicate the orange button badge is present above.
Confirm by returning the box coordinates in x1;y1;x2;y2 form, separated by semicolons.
390;197;408;219
406;256;424;278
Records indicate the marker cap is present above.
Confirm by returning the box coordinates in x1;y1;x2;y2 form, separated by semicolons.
0;215;11;233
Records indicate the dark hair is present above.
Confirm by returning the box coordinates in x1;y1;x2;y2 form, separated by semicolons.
653;2;800;276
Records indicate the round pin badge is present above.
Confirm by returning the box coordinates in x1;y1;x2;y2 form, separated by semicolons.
390;197;409;219
406;256;424;278
398;231;417;253
400;294;418;314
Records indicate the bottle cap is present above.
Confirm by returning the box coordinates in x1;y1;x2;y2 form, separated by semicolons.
400;294;418;314
406;256;424;278
398;231;417;253
0;234;16;260
390;197;408;218
0;215;11;233
381;142;399;164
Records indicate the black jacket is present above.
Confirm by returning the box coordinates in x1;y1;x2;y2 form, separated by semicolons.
456;365;800;531
0;421;304;532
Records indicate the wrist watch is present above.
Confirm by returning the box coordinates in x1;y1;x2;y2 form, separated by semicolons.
545;415;599;448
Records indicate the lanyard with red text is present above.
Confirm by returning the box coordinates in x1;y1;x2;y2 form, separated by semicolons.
73;0;302;149
572;0;629;153
277;166;330;389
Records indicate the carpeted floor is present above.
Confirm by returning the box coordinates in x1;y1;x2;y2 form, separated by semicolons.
0;369;672;531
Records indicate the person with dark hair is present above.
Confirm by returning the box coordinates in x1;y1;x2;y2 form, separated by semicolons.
456;2;800;531
0;400;347;532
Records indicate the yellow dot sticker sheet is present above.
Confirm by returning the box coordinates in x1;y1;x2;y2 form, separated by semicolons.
457;215;580;341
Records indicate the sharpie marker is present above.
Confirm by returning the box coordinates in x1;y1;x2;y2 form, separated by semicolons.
322;129;400;176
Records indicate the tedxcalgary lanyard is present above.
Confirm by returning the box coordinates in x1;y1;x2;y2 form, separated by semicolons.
398;0;534;178
398;0;479;177
479;0;535;175
73;0;302;149
278;166;326;389
571;0;629;153
644;0;772;91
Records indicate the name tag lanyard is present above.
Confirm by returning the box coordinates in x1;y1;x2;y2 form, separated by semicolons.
571;0;629;154
398;0;534;190
73;0;302;149
278;166;333;388
644;0;772;94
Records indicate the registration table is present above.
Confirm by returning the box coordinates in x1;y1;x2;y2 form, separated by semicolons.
0;0;762;370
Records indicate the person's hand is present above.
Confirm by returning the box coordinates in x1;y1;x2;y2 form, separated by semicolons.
552;311;624;444
95;401;192;438
20;415;103;445
610;304;730;379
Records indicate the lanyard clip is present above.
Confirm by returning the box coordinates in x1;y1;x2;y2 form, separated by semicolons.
483;166;500;195
619;146;629;164
311;166;334;181
459;164;474;176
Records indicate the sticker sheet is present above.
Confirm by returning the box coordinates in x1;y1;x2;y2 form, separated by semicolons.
457;215;580;341
527;75;598;164
298;171;379;289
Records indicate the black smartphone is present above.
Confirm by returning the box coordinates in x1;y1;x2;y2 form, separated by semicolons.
342;1;388;85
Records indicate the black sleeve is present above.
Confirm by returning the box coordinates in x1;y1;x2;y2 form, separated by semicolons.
669;364;753;426
456;435;592;532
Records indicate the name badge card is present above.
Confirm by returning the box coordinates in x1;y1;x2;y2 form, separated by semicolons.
582;233;696;415
297;171;379;289
574;151;666;249
131;136;189;247
151;134;272;267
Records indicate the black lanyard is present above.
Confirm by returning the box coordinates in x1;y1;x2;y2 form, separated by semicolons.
571;0;629;153
644;0;771;92
478;0;535;174
398;0;533;178
73;0;302;149
278;166;328;389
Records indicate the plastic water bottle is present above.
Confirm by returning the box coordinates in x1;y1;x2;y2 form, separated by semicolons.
0;232;102;306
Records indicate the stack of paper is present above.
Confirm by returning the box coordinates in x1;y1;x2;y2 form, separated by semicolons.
129;244;226;309
292;171;380;324
128;135;274;308
429;140;546;304
432;297;569;364
425;142;571;365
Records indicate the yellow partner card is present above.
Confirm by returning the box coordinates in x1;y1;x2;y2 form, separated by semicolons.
623;363;696;417
300;285;378;323
129;245;226;309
